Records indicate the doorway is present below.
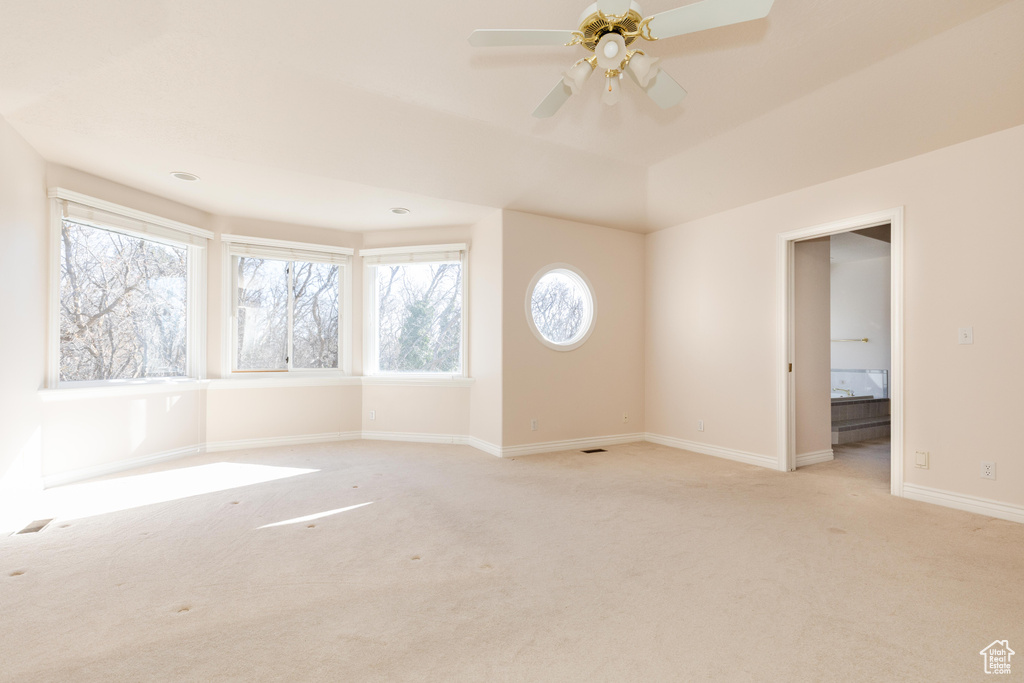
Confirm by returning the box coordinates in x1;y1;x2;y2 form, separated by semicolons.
776;208;904;496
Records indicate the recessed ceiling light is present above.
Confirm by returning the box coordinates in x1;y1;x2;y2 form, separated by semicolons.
390;207;411;215
171;171;200;182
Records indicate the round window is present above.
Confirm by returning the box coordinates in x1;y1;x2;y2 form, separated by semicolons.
526;265;596;351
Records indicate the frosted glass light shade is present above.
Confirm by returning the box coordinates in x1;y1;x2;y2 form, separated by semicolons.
595;33;627;70
562;60;595;94
627;52;660;88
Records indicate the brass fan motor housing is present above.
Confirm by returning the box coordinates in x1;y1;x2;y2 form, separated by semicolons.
576;9;646;51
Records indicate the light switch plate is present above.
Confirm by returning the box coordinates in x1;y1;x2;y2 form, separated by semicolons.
915;450;929;469
959;327;974;345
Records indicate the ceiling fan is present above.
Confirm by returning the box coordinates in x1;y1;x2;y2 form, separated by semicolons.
469;0;775;117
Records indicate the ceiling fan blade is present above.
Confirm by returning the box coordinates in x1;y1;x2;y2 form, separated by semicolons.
469;29;576;47
532;80;574;119
597;0;633;16
626;68;688;109
648;0;774;40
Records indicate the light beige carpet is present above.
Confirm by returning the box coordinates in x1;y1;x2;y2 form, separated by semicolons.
2;439;1021;682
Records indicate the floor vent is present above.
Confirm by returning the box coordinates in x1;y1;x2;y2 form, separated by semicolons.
581;448;607;454
15;519;54;535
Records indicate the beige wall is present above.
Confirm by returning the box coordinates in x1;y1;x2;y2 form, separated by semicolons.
645;211;776;452
502;211;645;447
0;117;47;491
794;238;832;457
469;212;503;447
647;122;1024;507
831;256;892;377
361;385;471;436
41;390;203;477
206;385;361;445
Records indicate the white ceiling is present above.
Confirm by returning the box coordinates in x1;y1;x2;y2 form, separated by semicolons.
1;0;1022;233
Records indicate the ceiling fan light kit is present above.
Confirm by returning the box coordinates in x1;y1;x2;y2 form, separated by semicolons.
469;0;775;117
562;59;595;95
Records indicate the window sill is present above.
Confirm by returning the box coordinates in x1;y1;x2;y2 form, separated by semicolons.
38;375;475;399
361;375;475;388
39;378;208;401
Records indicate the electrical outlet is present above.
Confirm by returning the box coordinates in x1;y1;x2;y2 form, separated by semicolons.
623;413;629;423
369;410;376;421
531;419;538;431
915;451;929;469
697;420;704;432
981;461;996;480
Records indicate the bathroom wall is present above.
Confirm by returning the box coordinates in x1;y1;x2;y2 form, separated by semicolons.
831;255;892;378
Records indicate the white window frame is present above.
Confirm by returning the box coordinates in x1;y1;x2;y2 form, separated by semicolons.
525;263;598;352
222;234;353;377
360;243;469;379
46;188;211;389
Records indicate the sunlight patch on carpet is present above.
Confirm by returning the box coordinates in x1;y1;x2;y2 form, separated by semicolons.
41;463;318;522
258;502;374;529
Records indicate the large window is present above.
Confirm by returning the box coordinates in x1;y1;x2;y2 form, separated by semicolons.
226;236;351;374
51;190;210;385
234;257;340;370
362;244;466;375
60;221;187;380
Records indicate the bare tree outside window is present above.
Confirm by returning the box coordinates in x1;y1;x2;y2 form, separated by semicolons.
235;256;340;371
236;257;288;370
530;270;589;344
292;261;339;369
376;262;462;373
60;220;188;381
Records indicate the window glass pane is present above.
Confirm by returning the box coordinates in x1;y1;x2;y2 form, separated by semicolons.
236;257;288;370
60;220;187;381
291;261;339;369
376;262;462;373
530;270;591;344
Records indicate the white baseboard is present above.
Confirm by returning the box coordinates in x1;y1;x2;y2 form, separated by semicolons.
42;445;202;488
361;431;470;446
902;483;1024;524
796;449;834;467
643;433;778;469
498;433;646;458
359;431;506;458
467;437;502;458
204;432;360;454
